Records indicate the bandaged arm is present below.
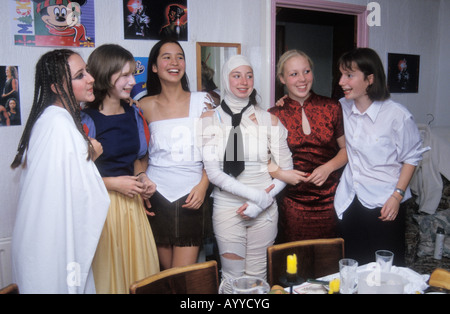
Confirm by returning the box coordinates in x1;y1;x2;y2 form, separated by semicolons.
203;157;275;210
200;113;275;209
243;121;294;218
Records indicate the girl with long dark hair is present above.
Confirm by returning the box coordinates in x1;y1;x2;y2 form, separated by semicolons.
139;39;211;270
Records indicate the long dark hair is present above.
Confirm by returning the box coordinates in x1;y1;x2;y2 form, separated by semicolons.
145;38;190;97
338;48;390;102
11;49;94;169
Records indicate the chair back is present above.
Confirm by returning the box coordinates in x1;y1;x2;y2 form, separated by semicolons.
0;284;19;294
130;260;219;294
267;238;344;287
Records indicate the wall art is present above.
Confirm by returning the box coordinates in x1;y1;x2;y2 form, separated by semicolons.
123;0;188;41
11;0;95;47
0;65;21;127
387;53;420;93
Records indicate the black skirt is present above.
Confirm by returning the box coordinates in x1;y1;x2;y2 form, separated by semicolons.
147;191;212;247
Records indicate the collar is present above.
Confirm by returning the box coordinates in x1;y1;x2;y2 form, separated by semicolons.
285;91;317;108
350;101;382;123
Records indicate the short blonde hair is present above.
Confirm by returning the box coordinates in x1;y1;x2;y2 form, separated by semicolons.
276;50;314;81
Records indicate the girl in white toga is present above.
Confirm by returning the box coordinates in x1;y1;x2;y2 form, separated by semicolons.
11;49;109;294
200;55;293;281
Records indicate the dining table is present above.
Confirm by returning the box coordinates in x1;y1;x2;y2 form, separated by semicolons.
286;262;431;294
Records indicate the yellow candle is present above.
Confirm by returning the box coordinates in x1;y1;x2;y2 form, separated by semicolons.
287;254;297;274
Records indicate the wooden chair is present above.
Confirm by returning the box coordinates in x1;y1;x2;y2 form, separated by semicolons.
130;260;219;294
0;284;19;294
267;238;345;287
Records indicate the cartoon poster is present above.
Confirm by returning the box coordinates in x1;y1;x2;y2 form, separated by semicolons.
123;0;188;41
11;0;95;48
0;66;21;127
131;57;148;101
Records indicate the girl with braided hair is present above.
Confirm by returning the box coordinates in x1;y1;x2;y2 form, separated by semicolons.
11;49;110;294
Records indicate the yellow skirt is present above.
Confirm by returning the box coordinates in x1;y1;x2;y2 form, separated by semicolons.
92;191;160;294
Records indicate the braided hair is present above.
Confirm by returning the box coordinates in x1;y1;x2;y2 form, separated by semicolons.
11;49;94;169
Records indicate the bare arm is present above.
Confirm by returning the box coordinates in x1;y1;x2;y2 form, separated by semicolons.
182;169;210;210
306;135;347;186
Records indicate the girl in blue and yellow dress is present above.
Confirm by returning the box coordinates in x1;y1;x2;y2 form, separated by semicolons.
82;44;159;294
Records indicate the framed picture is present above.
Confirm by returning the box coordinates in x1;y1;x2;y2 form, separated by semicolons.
196;42;241;107
123;0;188;41
11;0;95;48
387;53;420;93
0;65;21;127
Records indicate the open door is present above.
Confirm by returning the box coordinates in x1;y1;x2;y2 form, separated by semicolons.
271;0;369;103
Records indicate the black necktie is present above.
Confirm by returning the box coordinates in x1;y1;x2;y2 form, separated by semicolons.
221;100;252;177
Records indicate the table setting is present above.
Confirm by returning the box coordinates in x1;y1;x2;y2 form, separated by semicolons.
216;249;444;294
291;250;431;294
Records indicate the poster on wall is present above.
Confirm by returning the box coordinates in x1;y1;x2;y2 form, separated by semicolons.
131;57;149;101
387;53;420;93
0;65;21;127
123;0;188;41
11;0;95;48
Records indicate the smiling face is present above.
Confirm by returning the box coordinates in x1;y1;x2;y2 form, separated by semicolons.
228;65;254;99
41;5;71;31
152;42;186;84
339;62;373;105
109;61;136;100
279;55;313;104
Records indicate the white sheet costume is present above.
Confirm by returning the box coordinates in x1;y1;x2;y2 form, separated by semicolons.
12;106;110;294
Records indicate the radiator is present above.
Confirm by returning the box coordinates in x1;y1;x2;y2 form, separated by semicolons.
0;238;12;288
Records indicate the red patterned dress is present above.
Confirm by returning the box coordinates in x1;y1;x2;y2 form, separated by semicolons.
269;93;345;242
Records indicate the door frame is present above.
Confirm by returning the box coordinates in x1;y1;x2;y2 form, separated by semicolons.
270;0;369;102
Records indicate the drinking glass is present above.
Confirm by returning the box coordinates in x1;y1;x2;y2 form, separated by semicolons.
375;250;394;273
218;276;270;294
339;258;358;294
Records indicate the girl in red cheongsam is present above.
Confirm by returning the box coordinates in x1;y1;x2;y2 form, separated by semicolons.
270;50;347;242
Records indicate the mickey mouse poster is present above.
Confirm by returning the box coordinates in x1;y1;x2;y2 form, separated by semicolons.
11;0;95;47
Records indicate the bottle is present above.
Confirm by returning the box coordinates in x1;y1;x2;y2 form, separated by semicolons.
433;227;445;260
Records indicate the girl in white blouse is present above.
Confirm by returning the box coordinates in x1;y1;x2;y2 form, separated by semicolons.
334;48;429;266
201;55;293;281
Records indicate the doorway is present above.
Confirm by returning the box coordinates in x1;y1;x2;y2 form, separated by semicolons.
271;0;369;103
276;8;355;101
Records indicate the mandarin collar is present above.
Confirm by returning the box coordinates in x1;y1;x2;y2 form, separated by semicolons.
286;92;317;108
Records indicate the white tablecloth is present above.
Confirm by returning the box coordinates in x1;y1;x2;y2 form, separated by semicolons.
292;263;430;294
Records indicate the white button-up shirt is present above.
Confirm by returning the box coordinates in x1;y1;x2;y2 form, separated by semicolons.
334;98;429;219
